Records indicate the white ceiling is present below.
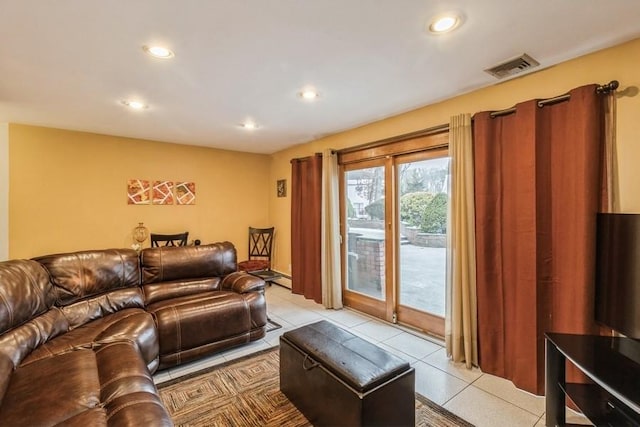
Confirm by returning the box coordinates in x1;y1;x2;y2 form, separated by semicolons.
1;1;639;154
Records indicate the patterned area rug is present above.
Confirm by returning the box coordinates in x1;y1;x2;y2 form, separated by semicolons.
158;348;474;427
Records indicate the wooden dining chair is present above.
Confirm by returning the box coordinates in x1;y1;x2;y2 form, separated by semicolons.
238;227;282;285
150;232;189;247
238;227;274;272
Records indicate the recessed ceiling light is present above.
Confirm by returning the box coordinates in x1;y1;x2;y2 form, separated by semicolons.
428;13;461;34
143;45;174;59
121;100;148;110
239;121;259;130
299;88;319;100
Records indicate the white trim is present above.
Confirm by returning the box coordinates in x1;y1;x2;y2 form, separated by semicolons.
0;124;8;261
273;276;292;289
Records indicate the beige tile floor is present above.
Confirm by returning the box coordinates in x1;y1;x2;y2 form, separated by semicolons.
154;284;590;427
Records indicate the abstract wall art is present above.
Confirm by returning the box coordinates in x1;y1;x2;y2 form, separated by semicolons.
175;182;196;205
127;179;150;205
153;180;174;205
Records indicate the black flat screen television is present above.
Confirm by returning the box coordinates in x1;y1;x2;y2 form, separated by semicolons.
595;213;640;339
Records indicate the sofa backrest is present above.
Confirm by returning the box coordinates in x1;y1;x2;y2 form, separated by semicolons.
0;260;65;402
34;249;145;329
34;249;141;306
140;242;237;284
0;259;56;337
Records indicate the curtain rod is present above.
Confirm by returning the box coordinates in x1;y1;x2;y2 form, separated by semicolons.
333;80;620;154
490;80;619;118
290;152;322;163
334;123;449;154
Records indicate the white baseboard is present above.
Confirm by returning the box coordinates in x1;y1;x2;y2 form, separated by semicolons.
272;274;291;289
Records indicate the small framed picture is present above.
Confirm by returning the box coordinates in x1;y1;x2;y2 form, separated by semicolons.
277;179;287;197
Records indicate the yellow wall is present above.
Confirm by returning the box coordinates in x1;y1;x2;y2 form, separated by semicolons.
0;124;8;261
9;125;271;259
8;38;640;266
268;37;640;275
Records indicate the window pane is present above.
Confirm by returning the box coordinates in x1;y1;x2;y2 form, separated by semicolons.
398;157;449;316
345;166;385;300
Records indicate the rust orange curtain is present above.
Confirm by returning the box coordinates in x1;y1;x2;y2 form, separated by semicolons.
473;85;606;395
291;154;323;303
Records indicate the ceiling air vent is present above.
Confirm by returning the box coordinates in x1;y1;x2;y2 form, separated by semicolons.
484;53;540;79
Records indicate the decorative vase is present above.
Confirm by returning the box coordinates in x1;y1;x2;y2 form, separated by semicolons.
133;222;149;249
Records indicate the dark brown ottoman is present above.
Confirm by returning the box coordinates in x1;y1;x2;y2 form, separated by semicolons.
280;320;415;427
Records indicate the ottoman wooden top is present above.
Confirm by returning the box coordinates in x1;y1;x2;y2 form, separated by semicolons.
281;320;411;393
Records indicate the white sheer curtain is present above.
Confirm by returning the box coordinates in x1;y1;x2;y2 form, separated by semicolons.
321;149;343;309
445;113;478;368
604;91;618;212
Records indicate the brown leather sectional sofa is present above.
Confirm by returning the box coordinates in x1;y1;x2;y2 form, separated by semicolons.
0;241;267;426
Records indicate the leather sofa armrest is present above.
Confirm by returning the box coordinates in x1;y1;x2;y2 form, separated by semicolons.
0;352;14;404
221;272;265;293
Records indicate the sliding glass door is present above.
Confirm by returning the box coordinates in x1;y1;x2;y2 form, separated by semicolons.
340;139;449;337
343;159;389;319
395;151;449;336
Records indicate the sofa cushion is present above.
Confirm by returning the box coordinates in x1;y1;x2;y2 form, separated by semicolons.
22;308;159;372
0;259;56;335
0;288;152;370
237;259;269;272
60;287;145;330
148;291;251;353
34;249;140;306
220;271;265;294
147;290;266;368
0;307;69;368
141;242;237;284
0;340;172;426
143;277;221;305
1;344;102;425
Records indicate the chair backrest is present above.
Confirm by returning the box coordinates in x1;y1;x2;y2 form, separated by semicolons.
151;232;189;247
248;227;274;262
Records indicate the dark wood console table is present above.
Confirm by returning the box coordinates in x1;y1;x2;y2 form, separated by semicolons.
545;333;640;426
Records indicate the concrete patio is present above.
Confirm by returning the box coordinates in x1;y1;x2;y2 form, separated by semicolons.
348;227;446;317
